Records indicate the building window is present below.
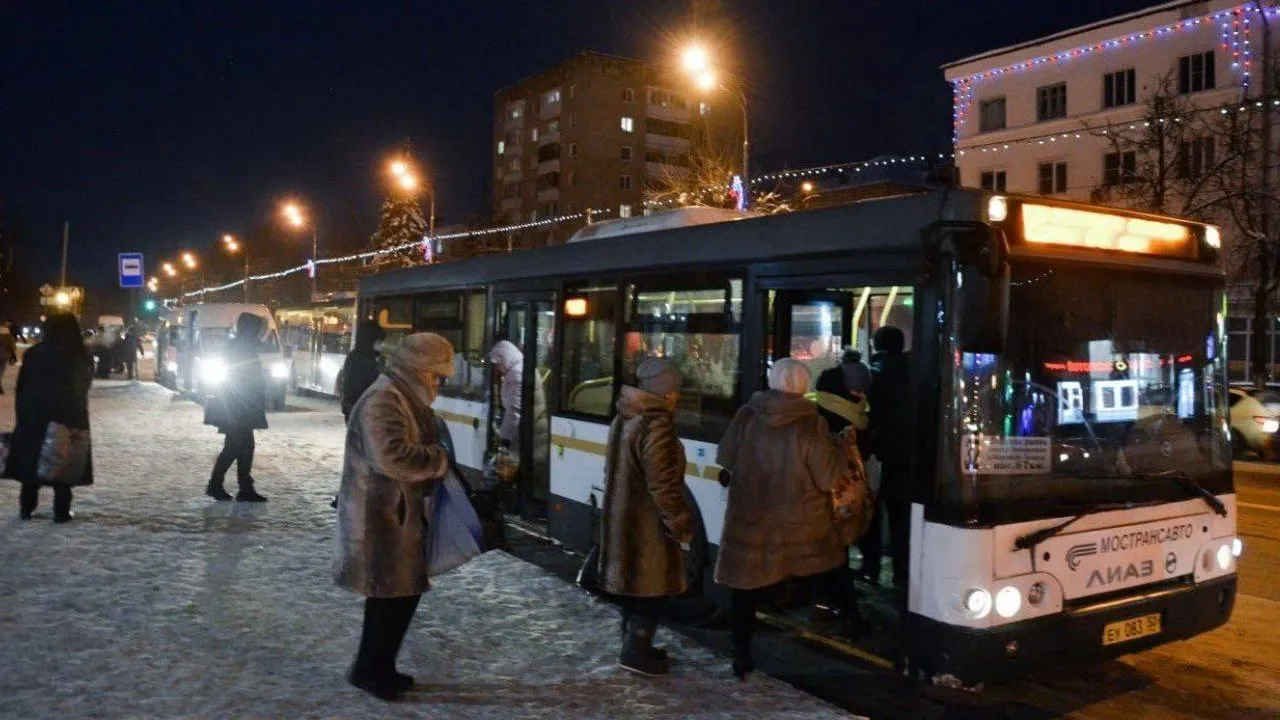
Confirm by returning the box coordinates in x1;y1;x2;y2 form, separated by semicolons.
569;83;577;99
530;127;539;142
503;181;520;199
529;155;538;171
508;157;520;172
569;142;578;158
1103;69;1136;108
543;88;561;106
509;103;524;120
1179;51;1215;94
978;98;1006;132
620;175;633;191
620;146;633;161
621;116;634;133
647;89;688;109
1036;83;1067;121
547;119;560;133
1103;150;1137;186
979;170;1006;192
568;171;576;188
623;88;634;103
619;204;633;218
570;113;577;129
1179;137;1216;179
497;140;505;156
1037;161;1068;194
699;102;711;117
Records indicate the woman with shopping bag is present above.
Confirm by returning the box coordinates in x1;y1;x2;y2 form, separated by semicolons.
6;313;93;522
334;332;456;702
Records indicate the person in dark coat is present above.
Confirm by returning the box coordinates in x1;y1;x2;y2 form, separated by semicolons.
815;348;872;435
598;358;694;677
120;327;144;381
0;323;17;395
8;313;93;522
339;320;386;423
860;325;912;596
203;313;269;502
334;333;455;702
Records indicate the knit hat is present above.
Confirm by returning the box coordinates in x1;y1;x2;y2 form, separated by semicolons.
388;332;456;378
636;357;682;395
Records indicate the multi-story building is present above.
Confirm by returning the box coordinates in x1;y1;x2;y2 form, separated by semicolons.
491;51;741;248
944;0;1280;380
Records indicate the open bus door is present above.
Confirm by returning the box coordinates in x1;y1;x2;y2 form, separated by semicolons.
493;293;555;521
770;291;856;378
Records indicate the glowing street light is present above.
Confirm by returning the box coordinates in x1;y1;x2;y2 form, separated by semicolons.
223;234;249;302
801;181;815;193
282;200;319;296
390;160;409;178
386;156;435;238
398;173;419;192
695;70;717;92
182;252;197;270
282;202;305;228
679;43;750;206
162;262;177;277
681;45;710;74
54;291;70;307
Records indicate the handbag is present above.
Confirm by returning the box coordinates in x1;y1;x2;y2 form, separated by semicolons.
831;427;875;546
452;467;505;552
0;431;12;478
37;422;91;485
425;472;485;576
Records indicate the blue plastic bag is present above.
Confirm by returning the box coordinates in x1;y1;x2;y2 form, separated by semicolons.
426;473;484;576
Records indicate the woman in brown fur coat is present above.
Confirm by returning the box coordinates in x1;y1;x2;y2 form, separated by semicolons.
715;357;852;680
598;357;694;676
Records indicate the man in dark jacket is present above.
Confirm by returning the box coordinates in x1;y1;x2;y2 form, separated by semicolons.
120;327;144;381
815;348;872;434
340;320;386;423
861;326;912;597
204;313;269;502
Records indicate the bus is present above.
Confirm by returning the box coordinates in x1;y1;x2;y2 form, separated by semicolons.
356;190;1239;684
276;296;357;397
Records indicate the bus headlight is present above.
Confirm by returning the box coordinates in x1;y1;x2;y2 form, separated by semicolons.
270;361;289;379
201;357;228;386
1205;226;1221;249
1232;537;1243;558
963;588;992;619
1216;544;1232;571
995;586;1022;618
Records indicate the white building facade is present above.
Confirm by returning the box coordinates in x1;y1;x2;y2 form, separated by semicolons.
945;0;1280;381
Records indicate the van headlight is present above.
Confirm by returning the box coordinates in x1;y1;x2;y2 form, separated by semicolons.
270;361;289;379
201;357;228;385
995;586;1023;618
963;588;992;619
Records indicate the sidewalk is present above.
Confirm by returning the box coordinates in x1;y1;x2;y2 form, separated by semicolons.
0;382;848;719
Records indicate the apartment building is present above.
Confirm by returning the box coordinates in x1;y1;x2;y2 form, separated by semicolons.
944;0;1280;380
492;51;741;247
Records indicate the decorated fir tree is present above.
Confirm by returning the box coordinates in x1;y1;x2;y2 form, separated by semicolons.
369;194;428;268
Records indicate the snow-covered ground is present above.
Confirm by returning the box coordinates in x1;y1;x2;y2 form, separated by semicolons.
0;378;848;719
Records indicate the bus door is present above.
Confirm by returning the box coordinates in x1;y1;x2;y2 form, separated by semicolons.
770;291;855;381
494;293;555;520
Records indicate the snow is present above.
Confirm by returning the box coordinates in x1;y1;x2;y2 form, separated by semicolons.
0;377;848;719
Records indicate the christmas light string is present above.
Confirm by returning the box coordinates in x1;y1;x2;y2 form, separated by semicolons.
949;3;1279;143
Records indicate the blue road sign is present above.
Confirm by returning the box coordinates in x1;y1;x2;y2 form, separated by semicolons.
119;253;144;289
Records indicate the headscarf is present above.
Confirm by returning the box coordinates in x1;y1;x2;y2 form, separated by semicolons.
768;357;811;395
385;332;455;406
636;357;682;395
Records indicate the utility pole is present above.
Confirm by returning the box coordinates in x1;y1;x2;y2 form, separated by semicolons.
60;221;69;287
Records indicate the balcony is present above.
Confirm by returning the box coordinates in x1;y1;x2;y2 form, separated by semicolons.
537;186;560;203
501;197;522;212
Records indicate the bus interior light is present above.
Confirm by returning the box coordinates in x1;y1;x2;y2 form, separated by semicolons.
564;297;589;318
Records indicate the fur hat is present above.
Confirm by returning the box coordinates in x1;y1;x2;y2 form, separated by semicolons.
389;332;456;378
636;357;682;395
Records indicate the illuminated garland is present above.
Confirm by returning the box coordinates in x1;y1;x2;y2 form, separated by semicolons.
171;209;614;301
949;3;1280;144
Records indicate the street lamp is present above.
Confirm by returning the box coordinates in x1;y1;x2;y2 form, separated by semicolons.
223;234;249;303
162;263;177;278
679;44;751;208
182;252;197;270
388;158;434;237
282;201;319;299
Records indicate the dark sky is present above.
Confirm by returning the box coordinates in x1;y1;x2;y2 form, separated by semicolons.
1;0;1155;294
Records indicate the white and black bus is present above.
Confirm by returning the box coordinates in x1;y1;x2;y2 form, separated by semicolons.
356;191;1240;683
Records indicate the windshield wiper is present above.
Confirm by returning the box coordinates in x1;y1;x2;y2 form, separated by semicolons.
1013;500;1163;551
1151;470;1229;518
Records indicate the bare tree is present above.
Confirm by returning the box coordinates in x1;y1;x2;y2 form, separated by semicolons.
1088;67;1280;385
643;145;791;215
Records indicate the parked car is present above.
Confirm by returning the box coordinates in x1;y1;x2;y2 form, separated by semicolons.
1228;387;1280;459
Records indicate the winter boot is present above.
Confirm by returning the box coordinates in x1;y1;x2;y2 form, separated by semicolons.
347;668;403;702
205;478;233;501
235;477;267;503
618;617;668;676
620;614;669;664
731;641;755;681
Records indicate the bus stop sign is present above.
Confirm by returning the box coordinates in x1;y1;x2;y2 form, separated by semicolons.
119;253;144;289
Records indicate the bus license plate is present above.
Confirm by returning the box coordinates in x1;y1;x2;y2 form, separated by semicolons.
1101;613;1162;646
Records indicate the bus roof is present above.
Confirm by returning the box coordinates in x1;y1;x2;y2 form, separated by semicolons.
567;207;763;242
361;190;980;297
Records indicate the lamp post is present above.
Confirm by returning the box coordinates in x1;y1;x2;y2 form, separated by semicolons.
223;234;249;303
282;202;319;299
682;45;751;207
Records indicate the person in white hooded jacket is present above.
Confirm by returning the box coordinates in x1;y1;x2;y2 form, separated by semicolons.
488;341;550;491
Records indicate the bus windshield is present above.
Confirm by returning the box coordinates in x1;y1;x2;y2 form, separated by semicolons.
951;262;1231;522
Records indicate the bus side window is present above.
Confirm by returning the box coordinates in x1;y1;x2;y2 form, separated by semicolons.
560;282;618;417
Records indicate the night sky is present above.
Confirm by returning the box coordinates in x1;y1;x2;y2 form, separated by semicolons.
1;0;1155;298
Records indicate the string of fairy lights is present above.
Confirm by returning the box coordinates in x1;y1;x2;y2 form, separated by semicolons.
169;153;956;301
949;2;1280;146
